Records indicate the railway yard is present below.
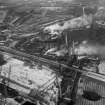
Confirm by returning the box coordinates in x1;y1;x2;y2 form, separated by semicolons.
0;0;105;105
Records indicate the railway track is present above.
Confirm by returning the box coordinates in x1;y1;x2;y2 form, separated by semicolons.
0;45;96;73
0;45;105;82
0;45;83;73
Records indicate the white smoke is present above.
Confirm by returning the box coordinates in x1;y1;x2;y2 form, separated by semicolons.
74;41;105;57
44;14;93;35
75;44;98;55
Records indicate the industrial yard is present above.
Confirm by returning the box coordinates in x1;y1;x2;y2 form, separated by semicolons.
0;0;105;105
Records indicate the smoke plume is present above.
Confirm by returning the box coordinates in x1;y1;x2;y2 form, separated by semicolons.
74;41;105;57
44;15;92;35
